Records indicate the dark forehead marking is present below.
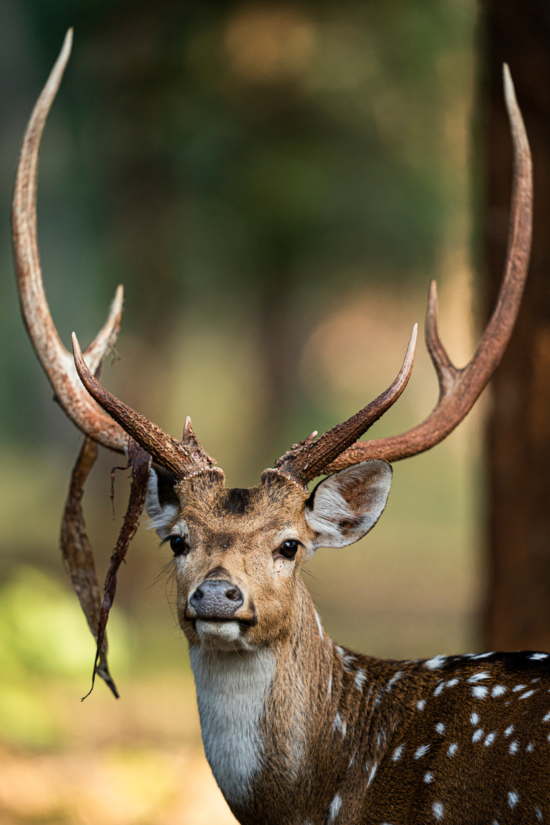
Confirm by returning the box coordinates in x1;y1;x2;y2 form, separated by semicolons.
216;487;254;516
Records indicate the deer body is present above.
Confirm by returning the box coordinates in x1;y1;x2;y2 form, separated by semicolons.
13;31;542;825
148;467;550;825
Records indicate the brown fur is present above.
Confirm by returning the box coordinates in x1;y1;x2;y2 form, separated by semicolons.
162;469;550;825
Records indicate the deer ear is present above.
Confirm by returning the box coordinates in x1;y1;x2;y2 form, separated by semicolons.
145;465;181;537
305;460;392;551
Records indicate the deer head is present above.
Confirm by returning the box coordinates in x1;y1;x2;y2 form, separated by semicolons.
12;31;531;663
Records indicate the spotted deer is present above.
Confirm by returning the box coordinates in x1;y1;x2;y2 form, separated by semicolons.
13;29;550;825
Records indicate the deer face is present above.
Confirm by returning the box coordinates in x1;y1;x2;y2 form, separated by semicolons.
146;460;392;652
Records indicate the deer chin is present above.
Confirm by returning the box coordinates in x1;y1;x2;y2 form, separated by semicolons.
195;619;250;651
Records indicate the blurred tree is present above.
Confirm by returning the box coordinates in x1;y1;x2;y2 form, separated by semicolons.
483;0;550;651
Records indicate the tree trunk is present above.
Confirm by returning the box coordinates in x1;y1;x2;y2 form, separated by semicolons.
483;0;550;651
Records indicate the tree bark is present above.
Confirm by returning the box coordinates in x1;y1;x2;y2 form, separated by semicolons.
484;0;550;651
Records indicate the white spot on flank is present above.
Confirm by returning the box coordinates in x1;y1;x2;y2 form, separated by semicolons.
484;732;497;747
509;741;519;754
471;685;488;699
504;725;514;737
342;654;356;672
415;744;430;759
189;647;276;806
542;712;550;723
354;668;366;692
508;791;519;810
333;712;347;738
491;685;507;697
472;729;484;743
447;743;458;757
446;678;460;688
433;683;444;697
432;801;444;821
470;712;480;725
512;684;527;692
328;793;342;823
526;742;534;753
472;652;494;659
435;723;446;735
535;805;543;822
424;771;434;783
520;689;536;699
468;671;490;683
531;653;548;661
392;744;404;762
367;763;377;787
417;699;426;711
425;654;447;670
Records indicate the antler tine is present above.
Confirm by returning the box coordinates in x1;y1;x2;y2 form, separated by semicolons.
12;30;127;452
324;63;532;473
72;334;215;479
275;325;417;485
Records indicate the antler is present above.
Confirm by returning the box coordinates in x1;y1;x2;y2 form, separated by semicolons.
275;325;417;485
72;334;215;479
321;64;532;474
12;29;127;452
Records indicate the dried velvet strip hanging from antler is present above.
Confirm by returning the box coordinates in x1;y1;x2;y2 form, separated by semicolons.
61;436;119;697
83;439;151;700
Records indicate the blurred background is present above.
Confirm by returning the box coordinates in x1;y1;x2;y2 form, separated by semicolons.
1;0;549;823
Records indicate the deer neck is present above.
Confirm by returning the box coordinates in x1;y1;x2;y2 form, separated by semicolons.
188;580;401;823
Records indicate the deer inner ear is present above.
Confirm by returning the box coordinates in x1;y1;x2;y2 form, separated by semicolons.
305;460;392;550
145;465;181;536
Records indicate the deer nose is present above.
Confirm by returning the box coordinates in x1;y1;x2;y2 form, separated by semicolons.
190;580;244;619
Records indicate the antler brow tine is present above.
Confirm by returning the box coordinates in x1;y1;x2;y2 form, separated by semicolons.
12;29;127;452
323;63;532;473
72;333;215;479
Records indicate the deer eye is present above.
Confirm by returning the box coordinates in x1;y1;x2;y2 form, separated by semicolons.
169;535;188;556
278;540;300;560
